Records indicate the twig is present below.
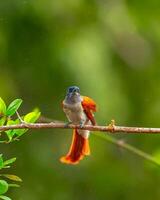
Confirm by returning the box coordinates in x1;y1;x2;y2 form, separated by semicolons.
1;122;160;134
38;116;63;123
16;111;24;123
0;121;160;166
94;133;160;167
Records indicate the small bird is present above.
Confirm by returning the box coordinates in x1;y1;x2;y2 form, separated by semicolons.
60;86;97;165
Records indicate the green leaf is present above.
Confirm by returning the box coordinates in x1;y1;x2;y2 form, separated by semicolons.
0;180;8;195
2;174;22;182
8;183;20;188
6;99;23;117
5;120;17;142
4;118;29;141
3;158;16;167
0;155;3;169
13;128;27;137
0;195;12;200
0;117;6;126
9;118;27;137
7;111;41;139
0;98;6;116
24;111;41;123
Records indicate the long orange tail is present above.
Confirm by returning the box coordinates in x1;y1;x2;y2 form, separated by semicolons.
60;129;90;165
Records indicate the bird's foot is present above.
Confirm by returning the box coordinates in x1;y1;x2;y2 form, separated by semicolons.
64;121;72;128
79;120;85;128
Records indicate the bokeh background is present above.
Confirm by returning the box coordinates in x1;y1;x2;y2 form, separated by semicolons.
1;0;160;199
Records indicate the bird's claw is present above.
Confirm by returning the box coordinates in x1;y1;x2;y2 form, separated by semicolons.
64;121;72;128
79;120;85;128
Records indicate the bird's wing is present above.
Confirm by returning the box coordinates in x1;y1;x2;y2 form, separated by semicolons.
81;96;97;125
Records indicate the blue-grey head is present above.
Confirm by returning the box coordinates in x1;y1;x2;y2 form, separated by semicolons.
65;86;82;104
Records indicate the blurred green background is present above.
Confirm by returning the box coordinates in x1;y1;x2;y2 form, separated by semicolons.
1;0;160;199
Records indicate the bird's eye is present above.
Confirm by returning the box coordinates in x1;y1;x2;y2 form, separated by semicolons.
73;88;80;93
69;88;73;93
74;87;80;93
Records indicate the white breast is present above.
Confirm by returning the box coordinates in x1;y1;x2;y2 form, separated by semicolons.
63;101;90;138
63;101;86;124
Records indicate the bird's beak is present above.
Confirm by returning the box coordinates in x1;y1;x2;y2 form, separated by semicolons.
67;91;79;98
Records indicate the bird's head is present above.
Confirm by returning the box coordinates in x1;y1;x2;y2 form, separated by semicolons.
65;86;81;103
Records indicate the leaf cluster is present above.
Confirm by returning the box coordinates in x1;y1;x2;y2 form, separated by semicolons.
0;98;40;199
0;154;22;200
0;98;40;142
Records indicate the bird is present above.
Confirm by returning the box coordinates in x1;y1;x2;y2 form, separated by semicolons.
60;86;97;165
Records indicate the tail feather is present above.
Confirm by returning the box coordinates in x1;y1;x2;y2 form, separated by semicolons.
60;129;90;164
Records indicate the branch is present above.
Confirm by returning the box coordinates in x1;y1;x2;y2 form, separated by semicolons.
1;122;160;134
1;121;160;167
94;133;160;167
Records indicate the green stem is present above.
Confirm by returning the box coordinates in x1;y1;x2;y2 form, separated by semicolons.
94;132;160;167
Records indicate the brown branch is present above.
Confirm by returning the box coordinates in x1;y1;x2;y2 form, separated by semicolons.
1;121;160;166
1;122;160;134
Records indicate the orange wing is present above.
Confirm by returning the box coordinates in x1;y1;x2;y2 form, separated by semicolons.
81;96;97;125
